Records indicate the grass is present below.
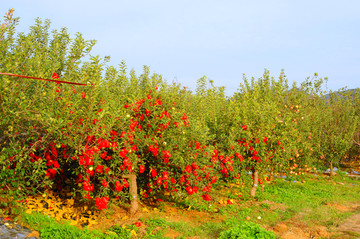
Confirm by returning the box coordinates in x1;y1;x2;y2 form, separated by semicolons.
4;172;360;238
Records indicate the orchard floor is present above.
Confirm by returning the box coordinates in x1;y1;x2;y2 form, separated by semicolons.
1;165;360;238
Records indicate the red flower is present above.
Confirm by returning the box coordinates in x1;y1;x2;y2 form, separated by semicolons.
81;91;86;99
155;98;162;105
148;144;159;157
181;113;187;121
211;176;217;184
185;165;192;173
95;165;104;174
162;171;169;180
115;181;123;192
100;151;107;159
202;194;211;201
156;177;162;186
105;167;110;174
139;165;145;173
86;168;94;176
84;193;92;199
151;169;157;178
227;200;233;205
235;153;243;161
171;178;176;184
95;196;109;210
163;181;168;189
52;73;59;79
186;186;193;195
134;221;142;227
120;149;128;158
101;179;108;188
98;139;111;150
83;181;94;192
46;168;57;179
242;125;247;130
123;179;129;188
180;175;186;184
162;150;171;163
129;121;138;132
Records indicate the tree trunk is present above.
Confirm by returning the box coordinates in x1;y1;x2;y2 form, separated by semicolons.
250;171;258;197
270;167;274;181
330;161;335;177
127;174;138;216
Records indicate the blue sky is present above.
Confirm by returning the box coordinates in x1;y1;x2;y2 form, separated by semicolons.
3;1;360;95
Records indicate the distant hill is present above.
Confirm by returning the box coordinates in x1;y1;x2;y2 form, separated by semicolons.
323;88;360;100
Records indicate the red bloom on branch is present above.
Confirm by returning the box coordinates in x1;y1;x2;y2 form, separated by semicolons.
235;153;243;161
162;150;171;163
83;181;94;192
155;98;162;105
185;165;192;173
139;165;145;173
186;186;194;195
202;194;211;201
156;177;162;186
100;151;107;159
115;181;123;192
151;169;157;178
148;144;159;157
52;73;59;79
181;113;187;121
101;179;108;188
95;165;104;174
46;168;57;179
163;181;168;189
95;196;109;210
123;179;129;188
120;149;128;158
129;121;138;132
162;171;169;180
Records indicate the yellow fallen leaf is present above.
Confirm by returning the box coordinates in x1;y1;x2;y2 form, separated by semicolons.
88;219;98;225
70;220;77;226
122;216;128;221
142;207;149;212
25;209;32;214
67;198;74;205
130;230;137;236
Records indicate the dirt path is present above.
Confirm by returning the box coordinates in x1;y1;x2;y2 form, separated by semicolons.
336;212;360;237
